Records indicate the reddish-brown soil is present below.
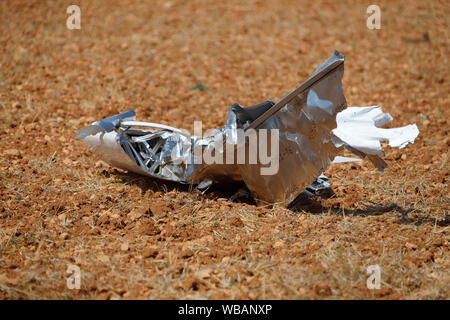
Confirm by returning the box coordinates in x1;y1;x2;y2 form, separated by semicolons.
0;0;448;299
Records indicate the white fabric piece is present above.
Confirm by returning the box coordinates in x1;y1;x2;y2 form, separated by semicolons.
332;106;419;157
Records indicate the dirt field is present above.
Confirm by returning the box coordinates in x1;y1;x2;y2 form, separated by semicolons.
0;0;448;299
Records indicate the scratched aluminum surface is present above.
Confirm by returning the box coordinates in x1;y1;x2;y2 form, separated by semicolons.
76;110;242;184
237;51;346;205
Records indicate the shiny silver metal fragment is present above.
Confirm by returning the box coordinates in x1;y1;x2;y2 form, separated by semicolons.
76;50;419;207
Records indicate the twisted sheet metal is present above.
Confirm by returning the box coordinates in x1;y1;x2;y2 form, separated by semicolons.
75;51;419;207
236;51;346;204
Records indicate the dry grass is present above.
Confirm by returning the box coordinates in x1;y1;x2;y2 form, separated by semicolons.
0;0;448;299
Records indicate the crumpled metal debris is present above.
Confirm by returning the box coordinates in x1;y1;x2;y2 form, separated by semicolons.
75;50;419;207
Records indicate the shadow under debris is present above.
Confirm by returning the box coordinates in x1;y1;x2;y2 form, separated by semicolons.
107;169;256;204
106;169;447;227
